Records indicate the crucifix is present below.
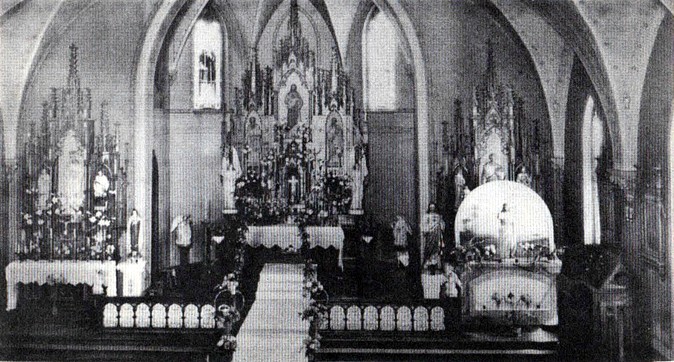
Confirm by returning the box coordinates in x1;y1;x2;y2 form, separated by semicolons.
288;175;300;204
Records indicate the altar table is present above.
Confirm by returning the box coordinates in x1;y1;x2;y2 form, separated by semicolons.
5;260;117;311
244;225;345;269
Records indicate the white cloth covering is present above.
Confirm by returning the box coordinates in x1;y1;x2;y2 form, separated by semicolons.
232;263;308;362
244;226;345;269
6;260;117;311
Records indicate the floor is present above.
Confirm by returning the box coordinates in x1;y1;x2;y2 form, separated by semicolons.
232;263;309;362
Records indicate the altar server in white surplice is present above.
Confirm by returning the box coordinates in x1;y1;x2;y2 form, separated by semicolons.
220;146;242;212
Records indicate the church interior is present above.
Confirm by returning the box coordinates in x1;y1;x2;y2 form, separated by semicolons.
0;0;673;361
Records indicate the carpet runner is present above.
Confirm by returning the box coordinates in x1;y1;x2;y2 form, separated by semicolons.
233;263;309;362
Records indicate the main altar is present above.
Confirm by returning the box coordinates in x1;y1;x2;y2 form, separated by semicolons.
210;1;364;265
222;0;366;223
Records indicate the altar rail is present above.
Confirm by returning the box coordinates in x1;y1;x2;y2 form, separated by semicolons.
101;298;219;329
322;300;447;332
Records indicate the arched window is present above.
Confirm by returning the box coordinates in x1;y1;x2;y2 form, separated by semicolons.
362;8;398;111
581;95;604;245
193;11;222;110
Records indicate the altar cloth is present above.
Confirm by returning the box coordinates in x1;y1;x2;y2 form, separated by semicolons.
5;260;117;311
244;225;344;269
116;260;147;297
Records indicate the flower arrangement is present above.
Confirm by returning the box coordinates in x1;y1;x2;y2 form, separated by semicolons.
303;335;321;357
321;172;352;214
301;299;328;323
303;280;324;299
216;334;237;351
86;210;117;261
216;303;241;325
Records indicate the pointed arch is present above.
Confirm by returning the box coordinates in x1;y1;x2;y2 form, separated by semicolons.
581;95;604;245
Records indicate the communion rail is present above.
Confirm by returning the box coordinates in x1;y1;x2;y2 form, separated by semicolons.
321;300;447;333
101;298;220;329
314;300;560;361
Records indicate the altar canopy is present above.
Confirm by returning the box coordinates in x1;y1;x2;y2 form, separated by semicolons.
224;0;366;221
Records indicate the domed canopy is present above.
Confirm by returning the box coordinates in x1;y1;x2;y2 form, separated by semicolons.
454;181;554;257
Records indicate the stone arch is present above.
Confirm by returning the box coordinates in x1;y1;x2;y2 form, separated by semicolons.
133;0;249;277
519;0;622;167
344;0;430;233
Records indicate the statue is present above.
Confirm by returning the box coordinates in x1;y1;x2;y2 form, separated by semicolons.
349;153;368;214
285;84;303;130
221;146;242;213
497;203;516;258
126;209;142;259
171;215;192;266
516;166;532;187
36;168;51;210
58;130;86;213
326;117;344;168
481;153;505;184
453;167;466;209
440;263;463;330
392;215;412;267
93;170;110;198
421;203;445;272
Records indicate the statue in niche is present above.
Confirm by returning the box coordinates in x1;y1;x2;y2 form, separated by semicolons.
287;166;301;204
421;203;445;272
516;166;532;187
350;153;368;214
221;146;242;213
246;115;262;167
57;130;86;214
497;203;516;258
126;209;142;259
285;84;303;130
36;168;51;210
481;153;505;184
326;117;344;168
93;170;110;198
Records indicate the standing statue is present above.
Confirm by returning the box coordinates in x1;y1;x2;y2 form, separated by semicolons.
421;203;445;272
349;153;368;214
93;170;110;198
285;84;303;130
171;215;192;266
516;166;532;187
497;203;516;258
326;117;344;168
481;153;506;184
36;168;51;210
392;215;412;267
126;209;142;259
220;146;242;214
453;167;466;209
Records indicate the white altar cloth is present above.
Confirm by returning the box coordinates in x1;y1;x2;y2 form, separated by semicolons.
244;225;345;269
5;260;117;311
116;260;147;297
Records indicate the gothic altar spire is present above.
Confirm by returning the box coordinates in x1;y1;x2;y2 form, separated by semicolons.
67;43;81;90
289;0;302;47
485;40;496;95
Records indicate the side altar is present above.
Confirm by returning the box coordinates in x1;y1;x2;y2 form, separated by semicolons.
6;45;145;311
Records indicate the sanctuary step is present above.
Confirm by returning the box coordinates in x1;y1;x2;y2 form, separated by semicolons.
314;329;560;361
232;263;309;362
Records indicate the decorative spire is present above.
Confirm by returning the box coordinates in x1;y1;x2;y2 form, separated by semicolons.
67;43;81;90
289;0;301;47
486;40;496;96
